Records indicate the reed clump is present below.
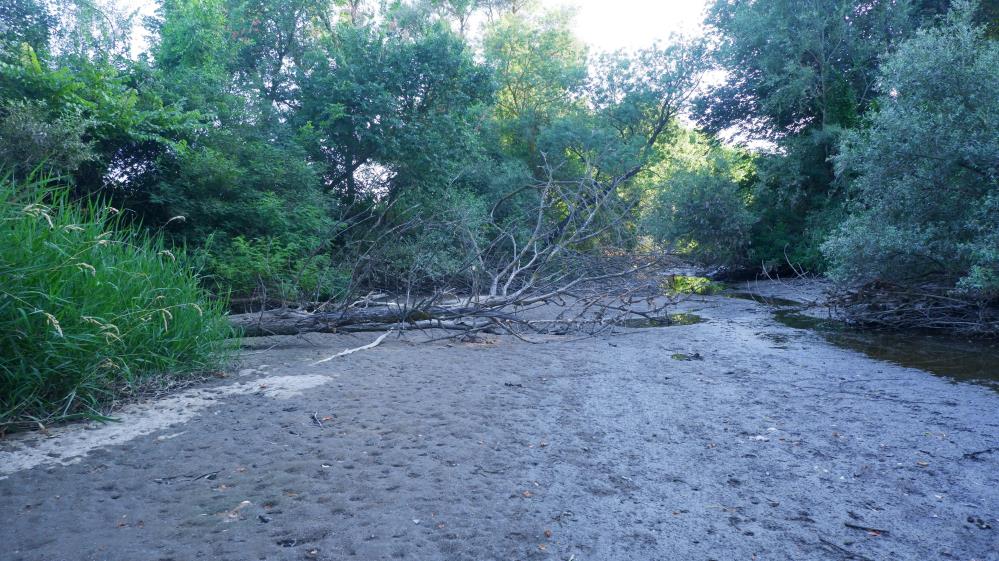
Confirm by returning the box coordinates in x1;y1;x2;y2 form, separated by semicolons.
0;176;235;432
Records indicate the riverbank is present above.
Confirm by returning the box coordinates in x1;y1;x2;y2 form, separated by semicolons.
1;281;996;560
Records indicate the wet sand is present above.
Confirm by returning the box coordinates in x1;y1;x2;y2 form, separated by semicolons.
1;286;997;560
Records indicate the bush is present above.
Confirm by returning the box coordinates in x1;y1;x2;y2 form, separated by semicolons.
644;167;756;266
745;131;845;273
206;235;351;304
823;3;999;298
0;99;94;179
0;176;235;431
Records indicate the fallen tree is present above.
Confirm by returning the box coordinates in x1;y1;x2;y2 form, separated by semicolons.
229;161;682;338
231;304;501;337
230;284;677;337
223;39;711;338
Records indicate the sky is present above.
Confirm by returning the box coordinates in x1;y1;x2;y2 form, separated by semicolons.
543;0;710;53
117;0;711;56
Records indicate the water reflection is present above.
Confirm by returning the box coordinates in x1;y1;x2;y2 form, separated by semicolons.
774;310;999;391
617;313;705;328
724;291;805;308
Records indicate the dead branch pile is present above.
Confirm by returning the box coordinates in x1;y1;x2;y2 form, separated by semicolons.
830;280;999;336
230;160;681;338
230;253;677;337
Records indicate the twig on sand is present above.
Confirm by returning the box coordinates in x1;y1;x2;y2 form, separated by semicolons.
191;470;221;481
963;447;998;460
154;470;221;485
818;538;876;561
312;330;393;365
844;522;889;535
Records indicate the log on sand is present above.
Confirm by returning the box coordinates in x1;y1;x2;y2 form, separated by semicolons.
229;305;500;337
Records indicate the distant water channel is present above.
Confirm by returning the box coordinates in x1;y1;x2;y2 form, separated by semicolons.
727;292;999;392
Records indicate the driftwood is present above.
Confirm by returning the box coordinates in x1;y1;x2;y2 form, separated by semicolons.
312;330;393;364
232;306;434;336
229;279;677;338
228;303;664;337
830;280;999;336
229;302;519;337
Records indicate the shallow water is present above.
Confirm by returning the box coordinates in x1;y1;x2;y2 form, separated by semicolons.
617;313;704;328
774;310;999;391
724;291;805;308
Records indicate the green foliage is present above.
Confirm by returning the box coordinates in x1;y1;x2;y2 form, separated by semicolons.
645;168;755;266
698;0;939;272
824;2;999;297
482;8;586;169
641;132;757;266
297;23;493;201
0;176;234;430
129;0;334;299
700;0;922;139
663;276;726;296
0;99;94;178
206;236;350;303
0;41;199;195
150;130;329;243
0;0;54;54
746;130;848;272
542;39;709;184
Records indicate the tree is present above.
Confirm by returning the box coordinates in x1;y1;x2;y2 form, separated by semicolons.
640;131;756;266
644;165;755;266
0;99;94;178
700;0;927;141
482;8;587;174
0;32;194;192
0;0;54;54
823;2;999;297
138;0;333;299
697;0;935;271
296;23;493;202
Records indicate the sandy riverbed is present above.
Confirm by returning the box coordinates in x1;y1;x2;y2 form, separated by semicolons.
1;283;996;560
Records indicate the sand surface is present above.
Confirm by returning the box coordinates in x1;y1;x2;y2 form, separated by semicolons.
1;285;997;560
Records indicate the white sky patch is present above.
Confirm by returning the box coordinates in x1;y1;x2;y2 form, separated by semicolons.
110;0;156;57
117;0;710;57
543;0;710;53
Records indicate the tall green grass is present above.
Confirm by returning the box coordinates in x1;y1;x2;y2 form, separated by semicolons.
0;176;235;431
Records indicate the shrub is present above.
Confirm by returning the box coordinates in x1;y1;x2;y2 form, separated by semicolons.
663;275;726;295
643;168;756;266
205;235;351;304
823;3;999;298
0;100;94;179
0;176;235;431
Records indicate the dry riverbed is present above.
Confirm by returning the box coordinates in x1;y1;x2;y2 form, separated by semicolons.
1;283;997;561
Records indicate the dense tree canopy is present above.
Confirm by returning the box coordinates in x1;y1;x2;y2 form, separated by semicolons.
824;4;999;296
1;0;996;327
695;0;990;271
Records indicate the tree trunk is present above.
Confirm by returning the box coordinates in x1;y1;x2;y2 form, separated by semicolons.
229;304;505;337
